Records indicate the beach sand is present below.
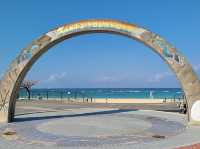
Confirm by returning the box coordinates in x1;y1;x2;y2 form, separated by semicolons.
93;98;165;104
19;97;177;104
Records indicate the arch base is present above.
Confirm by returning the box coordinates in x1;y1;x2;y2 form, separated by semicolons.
0;111;9;123
188;99;200;125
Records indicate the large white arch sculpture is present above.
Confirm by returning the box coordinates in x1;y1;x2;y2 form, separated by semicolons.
0;20;200;124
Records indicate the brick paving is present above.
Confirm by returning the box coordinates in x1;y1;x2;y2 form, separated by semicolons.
0;108;185;148
176;143;200;149
0;101;200;149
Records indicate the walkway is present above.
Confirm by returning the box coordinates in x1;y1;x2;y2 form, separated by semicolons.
0;101;199;149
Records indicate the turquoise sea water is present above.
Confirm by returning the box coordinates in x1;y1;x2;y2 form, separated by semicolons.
19;88;184;100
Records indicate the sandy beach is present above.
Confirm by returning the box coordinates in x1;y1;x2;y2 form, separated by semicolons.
93;98;165;104
19;97;177;104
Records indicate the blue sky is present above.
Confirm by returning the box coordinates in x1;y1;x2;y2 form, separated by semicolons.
0;0;200;88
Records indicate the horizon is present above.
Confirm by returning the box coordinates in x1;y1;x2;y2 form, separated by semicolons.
30;87;182;89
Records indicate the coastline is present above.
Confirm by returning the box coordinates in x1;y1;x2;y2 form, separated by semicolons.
94;98;165;104
18;97;179;104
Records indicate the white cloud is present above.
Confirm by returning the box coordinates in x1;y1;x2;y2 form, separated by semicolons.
148;72;173;83
194;64;200;72
0;73;3;78
93;74;132;83
96;76;119;83
46;72;67;82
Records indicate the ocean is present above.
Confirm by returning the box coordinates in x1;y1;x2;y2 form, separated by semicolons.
19;88;184;100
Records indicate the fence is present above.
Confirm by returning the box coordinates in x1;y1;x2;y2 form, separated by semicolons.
18;89;95;102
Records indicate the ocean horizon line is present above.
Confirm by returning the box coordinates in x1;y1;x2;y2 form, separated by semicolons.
31;87;182;89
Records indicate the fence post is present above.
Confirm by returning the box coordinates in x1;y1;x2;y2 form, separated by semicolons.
46;91;49;100
60;91;63;100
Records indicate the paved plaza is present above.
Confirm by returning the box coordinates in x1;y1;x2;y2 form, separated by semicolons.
0;101;199;149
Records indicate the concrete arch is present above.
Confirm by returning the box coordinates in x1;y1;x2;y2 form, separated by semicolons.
0;19;200;124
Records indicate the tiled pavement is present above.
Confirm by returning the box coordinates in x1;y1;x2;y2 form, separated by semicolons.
176;143;200;149
1;102;200;149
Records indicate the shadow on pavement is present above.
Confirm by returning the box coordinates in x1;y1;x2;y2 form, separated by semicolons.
156;109;182;113
14;109;138;123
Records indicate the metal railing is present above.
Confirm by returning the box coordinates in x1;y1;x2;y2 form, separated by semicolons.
18;89;95;103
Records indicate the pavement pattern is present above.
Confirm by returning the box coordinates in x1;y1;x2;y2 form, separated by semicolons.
0;101;199;149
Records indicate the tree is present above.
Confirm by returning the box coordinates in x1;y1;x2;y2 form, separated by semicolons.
21;80;38;100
